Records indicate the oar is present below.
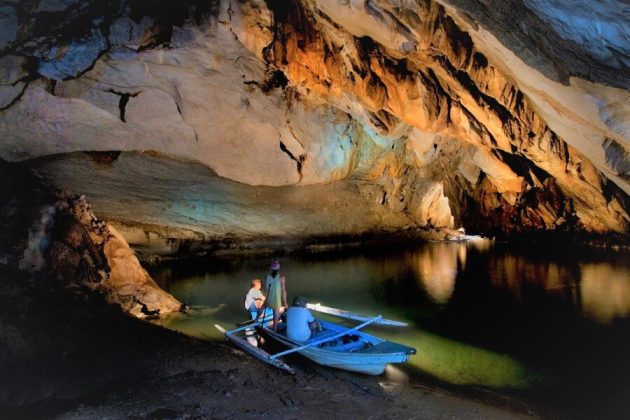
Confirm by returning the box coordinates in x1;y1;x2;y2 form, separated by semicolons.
269;315;382;360
306;303;408;327
223;315;275;335
257;283;272;346
237;314;272;327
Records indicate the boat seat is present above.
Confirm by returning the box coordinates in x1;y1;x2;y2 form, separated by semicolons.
307;331;367;352
327;340;365;352
361;341;416;355
307;330;338;344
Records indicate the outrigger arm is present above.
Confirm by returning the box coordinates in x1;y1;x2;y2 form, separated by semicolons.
306;303;408;327
214;323;295;374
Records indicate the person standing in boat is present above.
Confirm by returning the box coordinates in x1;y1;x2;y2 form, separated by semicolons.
264;258;288;331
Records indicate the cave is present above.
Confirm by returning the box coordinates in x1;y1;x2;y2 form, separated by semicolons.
1;0;629;418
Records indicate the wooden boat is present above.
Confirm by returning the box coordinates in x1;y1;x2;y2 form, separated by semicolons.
261;319;416;375
215;305;416;375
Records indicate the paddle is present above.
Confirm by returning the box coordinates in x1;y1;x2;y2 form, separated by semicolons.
257;283;272;347
236;314;272;327
269;315;382;360
225;315;275;335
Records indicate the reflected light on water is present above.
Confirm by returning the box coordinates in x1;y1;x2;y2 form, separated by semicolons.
411;238;494;304
466;236;494;252
580;263;630;323
411;243;459;303
484;251;630;324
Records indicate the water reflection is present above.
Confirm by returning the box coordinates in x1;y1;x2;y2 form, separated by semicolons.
580;263;630;322
406;239;495;305
486;253;575;303
479;247;630;324
409;243;460;304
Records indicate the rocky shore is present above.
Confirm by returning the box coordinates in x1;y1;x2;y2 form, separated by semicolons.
0;159;182;318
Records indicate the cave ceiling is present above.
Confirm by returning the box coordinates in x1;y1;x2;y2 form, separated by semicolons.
0;0;629;236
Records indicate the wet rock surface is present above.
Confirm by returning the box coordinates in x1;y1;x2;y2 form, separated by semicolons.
439;0;630;89
29;152;462;259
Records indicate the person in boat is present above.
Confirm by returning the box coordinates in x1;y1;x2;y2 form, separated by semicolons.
286;296;322;342
244;278;266;319
264;258;288;331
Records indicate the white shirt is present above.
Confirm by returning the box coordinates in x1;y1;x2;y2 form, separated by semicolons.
286;307;315;342
244;287;264;310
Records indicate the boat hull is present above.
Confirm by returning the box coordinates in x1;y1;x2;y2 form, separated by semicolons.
261;321;414;376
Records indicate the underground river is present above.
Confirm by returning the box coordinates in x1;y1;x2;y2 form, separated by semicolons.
149;240;630;415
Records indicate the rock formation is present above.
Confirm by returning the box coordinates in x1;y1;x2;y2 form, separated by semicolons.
28;152;463;258
0;0;628;243
0;160;182;316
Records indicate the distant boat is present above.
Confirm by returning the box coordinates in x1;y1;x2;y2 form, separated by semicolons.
215;304;416;375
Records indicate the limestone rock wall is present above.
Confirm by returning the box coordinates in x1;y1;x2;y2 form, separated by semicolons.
0;161;182;317
53;192;183;316
438;0;630;89
0;0;628;236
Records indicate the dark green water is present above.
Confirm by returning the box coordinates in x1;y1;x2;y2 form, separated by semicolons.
150;240;630;414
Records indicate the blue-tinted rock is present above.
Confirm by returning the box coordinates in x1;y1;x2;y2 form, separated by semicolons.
0;82;25;109
35;0;81;13
108;16;152;48
0;4;18;50
604;139;630;180
37;29;108;80
0;54;27;109
0;55;27;84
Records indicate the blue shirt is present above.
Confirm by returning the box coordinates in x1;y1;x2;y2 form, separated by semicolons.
286;307;315;342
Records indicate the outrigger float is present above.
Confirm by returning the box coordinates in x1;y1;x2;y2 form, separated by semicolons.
215;303;416;375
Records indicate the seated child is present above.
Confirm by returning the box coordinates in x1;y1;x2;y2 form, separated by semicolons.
244;278;266;319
